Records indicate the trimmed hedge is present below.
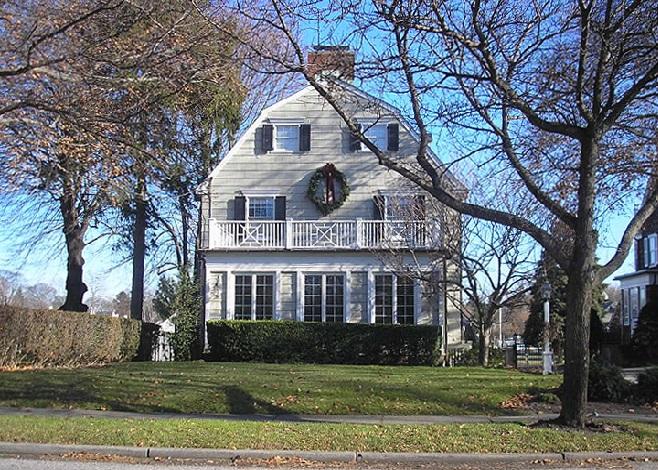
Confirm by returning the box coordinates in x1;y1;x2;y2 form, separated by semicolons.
207;320;442;365
0;306;141;368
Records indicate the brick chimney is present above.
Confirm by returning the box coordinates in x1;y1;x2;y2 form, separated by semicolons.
307;46;355;81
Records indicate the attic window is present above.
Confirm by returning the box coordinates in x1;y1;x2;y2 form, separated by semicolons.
276;125;300;152
259;121;311;153
351;122;399;152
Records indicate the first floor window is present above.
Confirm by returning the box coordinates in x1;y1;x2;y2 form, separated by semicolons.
304;274;344;322
375;274;394;324
234;275;252;320
396;277;415;325
234;273;273;320
375;274;416;324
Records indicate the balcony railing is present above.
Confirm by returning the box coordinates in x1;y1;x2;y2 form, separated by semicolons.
206;219;438;251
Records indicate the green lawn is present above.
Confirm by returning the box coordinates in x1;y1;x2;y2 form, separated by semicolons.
0;362;560;416
0;415;655;453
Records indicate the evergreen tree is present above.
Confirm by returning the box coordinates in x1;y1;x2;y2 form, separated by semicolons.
524;254;605;356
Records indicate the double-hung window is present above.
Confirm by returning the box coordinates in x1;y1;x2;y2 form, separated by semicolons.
234;274;274;320
363;124;387;150
303;274;344;322
374;274;416;325
248;197;274;220
275;125;300;152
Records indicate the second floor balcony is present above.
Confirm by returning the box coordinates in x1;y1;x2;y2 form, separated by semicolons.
205;219;439;251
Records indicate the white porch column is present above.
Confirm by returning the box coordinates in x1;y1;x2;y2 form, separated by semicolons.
367;270;375;324
296;270;304;321
226;270;235;320
344;270;351;323
274;270;282;320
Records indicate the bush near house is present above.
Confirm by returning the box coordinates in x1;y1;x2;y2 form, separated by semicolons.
207;320;441;365
0;306;141;368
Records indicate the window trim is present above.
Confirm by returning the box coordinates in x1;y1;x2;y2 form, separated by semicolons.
269;119;305;153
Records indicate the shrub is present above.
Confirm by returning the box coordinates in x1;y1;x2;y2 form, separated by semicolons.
631;300;658;364
207;320;441;365
588;361;631;402
0;306;141;368
136;322;161;361
154;271;201;361
633;367;658;404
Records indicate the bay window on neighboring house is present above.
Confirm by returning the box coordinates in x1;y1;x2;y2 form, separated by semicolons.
234;274;274;320
303;274;345;322
374;274;417;325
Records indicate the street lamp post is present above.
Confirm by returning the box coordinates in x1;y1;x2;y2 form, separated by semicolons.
540;280;553;375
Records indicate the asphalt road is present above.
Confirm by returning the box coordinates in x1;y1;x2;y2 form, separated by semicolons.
1;456;658;470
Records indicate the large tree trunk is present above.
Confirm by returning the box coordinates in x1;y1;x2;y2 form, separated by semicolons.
478;325;490;366
130;173;146;321
59;196;88;312
559;137;597;427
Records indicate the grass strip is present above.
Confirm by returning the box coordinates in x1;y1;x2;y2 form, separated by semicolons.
0;362;561;416
0;415;655;454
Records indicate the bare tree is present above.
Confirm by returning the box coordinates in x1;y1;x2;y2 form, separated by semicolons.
223;0;658;426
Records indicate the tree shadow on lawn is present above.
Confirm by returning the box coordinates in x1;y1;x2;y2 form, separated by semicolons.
0;371;293;416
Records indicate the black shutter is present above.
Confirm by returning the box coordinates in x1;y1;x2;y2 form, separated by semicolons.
262;124;273;152
300;124;311;151
274;196;286;220
349;124;362;152
636;237;645;270
387;123;399;151
373;195;385;220
234;196;246;220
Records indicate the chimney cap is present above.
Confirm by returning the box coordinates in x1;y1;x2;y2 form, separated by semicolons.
313;45;350;52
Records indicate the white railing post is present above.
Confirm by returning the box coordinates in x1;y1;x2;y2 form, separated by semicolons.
286;218;293;249
356;218;363;249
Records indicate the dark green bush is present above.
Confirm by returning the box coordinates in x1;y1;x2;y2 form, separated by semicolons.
0;306;141;368
634;367;658;404
588;361;632;402
631;300;658;364
207;320;441;365
136;323;161;361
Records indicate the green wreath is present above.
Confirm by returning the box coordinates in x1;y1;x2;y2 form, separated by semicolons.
306;163;350;216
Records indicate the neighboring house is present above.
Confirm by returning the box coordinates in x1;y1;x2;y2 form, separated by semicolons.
615;185;658;343
196;47;467;349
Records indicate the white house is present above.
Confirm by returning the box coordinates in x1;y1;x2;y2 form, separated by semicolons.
196;47;467;349
615;182;658;343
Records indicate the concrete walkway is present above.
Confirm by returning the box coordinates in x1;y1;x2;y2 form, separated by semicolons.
1;406;656;425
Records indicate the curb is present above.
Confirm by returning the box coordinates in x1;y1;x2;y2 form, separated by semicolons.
1;442;657;465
